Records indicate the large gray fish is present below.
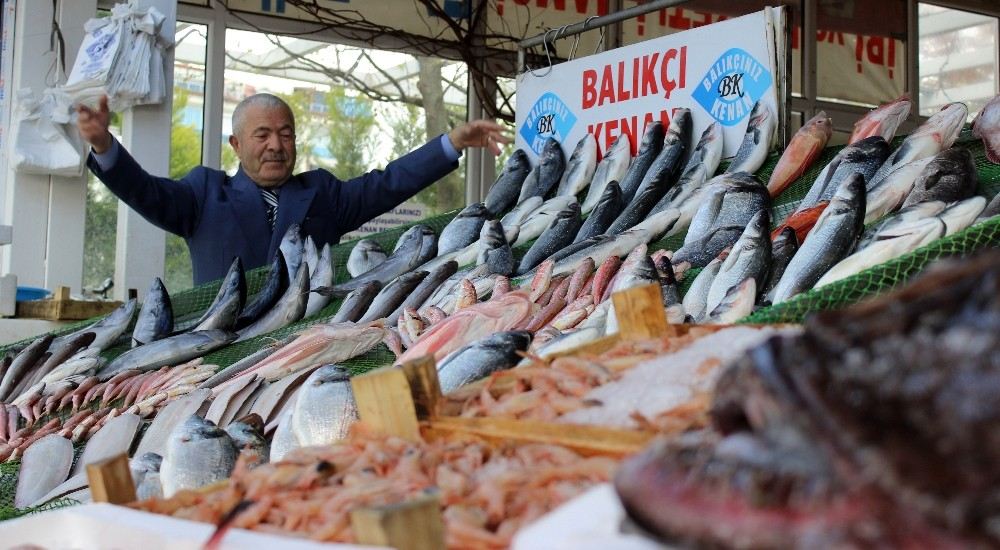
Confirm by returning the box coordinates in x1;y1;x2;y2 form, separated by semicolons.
279;224;305;283
291;364;358;447
236;262;310;342
347;239;388;278
477;220;515;276
358;270;428;323
13;332;95;397
582;134;632;214
868;102;969;190
51;299;136;353
192;258;245;332
574;182;624;244
557;133;598;197
0;334;53;401
160;415;238;497
437;331;531;394
15;434;73;508
798;136;890;211
98;330;237;380
618;121;666;204
511;195;577;247
864;156;935;223
386;260;458;326
517;202;583;275
438;203;489;256
304;243;334;318
130;452;163;500
672;225;745;277
485;149;531;216
225;413;269;467
705;210;771;313
682;257;723;322
326;225;436;296
500;196;543;234
725;101;775;175
859;200;947;250
517;138;566;203
771;173;866;304
901;147;978;208
682;172;770;250
762;227;799;301
236;252;289;329
331;281;383;323
132;277;174;347
650;121;723;223
706;278;757;324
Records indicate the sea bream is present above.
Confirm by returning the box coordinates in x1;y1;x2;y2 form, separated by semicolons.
901;148;978;208
617;121;665;204
290;365;358;447
436;331;531;394
767;111;833;197
725;101;775;175
972;93;1000;164
160;415;238;497
771;173;866;304
438;203;489;256
517;138;566;203
347;239;388;278
485;149;532;216
582;134;632;214
849;95;911;144
867;102;969;192
477;220;515;276
557;133;598;197
649;122;725;235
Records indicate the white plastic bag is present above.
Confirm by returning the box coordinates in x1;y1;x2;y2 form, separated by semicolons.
11;89;86;177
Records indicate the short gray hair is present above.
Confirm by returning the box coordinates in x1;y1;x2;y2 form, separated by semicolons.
232;93;294;136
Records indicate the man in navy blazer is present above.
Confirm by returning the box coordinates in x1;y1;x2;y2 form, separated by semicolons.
78;93;508;286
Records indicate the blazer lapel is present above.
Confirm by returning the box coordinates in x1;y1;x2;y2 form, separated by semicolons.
268;174;318;258
228;168;272;267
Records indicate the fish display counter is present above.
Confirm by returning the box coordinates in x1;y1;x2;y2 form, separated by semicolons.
0;91;997;548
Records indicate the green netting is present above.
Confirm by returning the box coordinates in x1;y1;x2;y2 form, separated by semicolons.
0;448;83;522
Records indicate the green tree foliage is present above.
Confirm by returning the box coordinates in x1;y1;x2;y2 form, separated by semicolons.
162;89;203;293
82;175;118;294
325;87;376;179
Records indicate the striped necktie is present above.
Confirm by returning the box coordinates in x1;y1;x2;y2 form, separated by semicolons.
260;188;279;230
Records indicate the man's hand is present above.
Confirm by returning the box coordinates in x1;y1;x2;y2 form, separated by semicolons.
447;119;512;156
77;95;113;154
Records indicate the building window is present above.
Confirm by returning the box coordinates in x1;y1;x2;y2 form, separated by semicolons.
919;3;999;118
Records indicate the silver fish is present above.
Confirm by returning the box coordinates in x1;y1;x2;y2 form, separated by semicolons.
328;225;436;296
386;260;458;327
477;220;515;276
192;258;245;332
303;236;319;279
816;217;945;288
437;331;532;394
269;402;300;462
725;101;775;175
279;224;305;283
707;278;757;324
225;413;269;467
0;334;54;401
12;332;95;398
683;172;770;246
864;156;934;224
358;271;428;323
132;277;173;347
867;102;969;191
236;252;289;329
15;434;73;508
347;239;388;278
51;299;137;353
582;134;632;214
772;173;866;304
73;413;141;475
135;388;213;457
705;210;771;313
97;330;235;380
331;281;382;323
763;227;799;302
618;121;665;204
291;365;358;447
160;415;238;497
649;121;724;231
512;195;578;248
304;243;334;318
517;202;583;275
628;110;692;203
131;452;163;500
798;136;890;211
439;203;489;256
236;262;310;342
574;181;624;244
682;257;724;322
938;196;987;236
500;196;543;233
557;133;598;197
517;138;566;203
485;149;531;216
901;147;979;208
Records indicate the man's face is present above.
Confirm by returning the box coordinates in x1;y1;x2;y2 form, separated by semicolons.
229;105;297;188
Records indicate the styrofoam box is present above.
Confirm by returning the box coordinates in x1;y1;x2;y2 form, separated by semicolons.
0;503;388;549
512;484;669;550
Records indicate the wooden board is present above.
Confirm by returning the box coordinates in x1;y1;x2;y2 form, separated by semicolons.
351;365;422;441
17;286;122;321
611;283;668;341
86;453;136;505
350;494;445;550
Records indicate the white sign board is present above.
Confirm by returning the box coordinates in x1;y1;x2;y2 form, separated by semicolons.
515;9;782;161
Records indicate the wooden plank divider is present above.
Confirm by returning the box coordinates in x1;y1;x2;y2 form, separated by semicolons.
351;362;425;441
86;453;136;505
611;282;668;341
16;285;122;321
350;493;445;550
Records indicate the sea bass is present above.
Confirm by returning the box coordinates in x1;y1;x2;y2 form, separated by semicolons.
767;111;832;197
132;277;173;347
726;101;775;175
437;331;531;394
517;202;582;275
574;182;624;244
192;258;246;332
864;156;935;223
236;262;310;342
304;243;334;318
582;134;632;214
901;147;978;208
705;210;771;313
477;220;515;276
439;203;489;256
327;225;436;296
649;122;725;236
816;217;945;288
235;252;289;329
618;121;666;204
557;133;598;197
278;224;305;283
797;136;890;211
762;227;798;301
518;138;566;202
867;102;969;192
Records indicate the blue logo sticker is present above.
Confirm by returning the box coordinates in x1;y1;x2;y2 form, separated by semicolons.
520;92;577;156
692;48;773;127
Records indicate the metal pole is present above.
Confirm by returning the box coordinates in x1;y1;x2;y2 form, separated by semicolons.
518;0;692;50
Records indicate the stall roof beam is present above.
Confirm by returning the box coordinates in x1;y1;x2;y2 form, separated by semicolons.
517;0;692;50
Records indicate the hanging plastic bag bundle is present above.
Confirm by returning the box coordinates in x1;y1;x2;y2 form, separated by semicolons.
11;88;87;177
